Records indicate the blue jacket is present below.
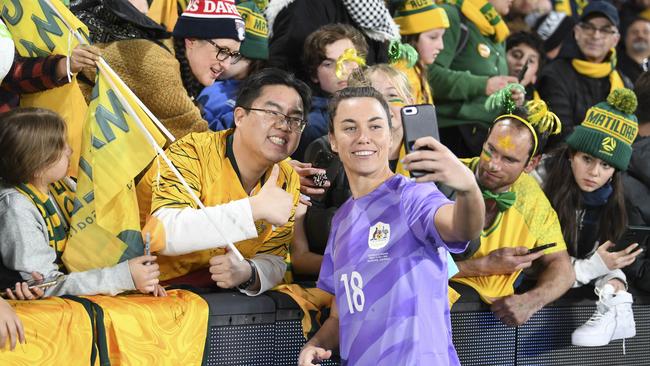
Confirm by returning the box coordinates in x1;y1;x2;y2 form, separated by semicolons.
197;79;241;131
292;95;330;161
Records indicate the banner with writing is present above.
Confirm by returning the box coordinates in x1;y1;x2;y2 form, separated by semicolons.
63;68;165;272
0;0;89;177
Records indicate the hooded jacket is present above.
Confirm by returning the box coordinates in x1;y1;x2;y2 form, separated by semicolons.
0;184;135;296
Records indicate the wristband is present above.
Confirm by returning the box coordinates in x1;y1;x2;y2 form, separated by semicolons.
237;259;257;290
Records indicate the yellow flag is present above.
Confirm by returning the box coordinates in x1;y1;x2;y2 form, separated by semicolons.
0;0;89;177
147;0;186;32
63;68;165;272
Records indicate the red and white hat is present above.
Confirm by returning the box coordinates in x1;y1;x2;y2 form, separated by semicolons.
173;0;245;41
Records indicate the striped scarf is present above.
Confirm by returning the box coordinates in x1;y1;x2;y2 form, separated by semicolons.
449;0;510;43
16;183;67;271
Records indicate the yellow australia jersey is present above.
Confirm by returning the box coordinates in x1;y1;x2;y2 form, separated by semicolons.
149;129;301;280
452;158;567;302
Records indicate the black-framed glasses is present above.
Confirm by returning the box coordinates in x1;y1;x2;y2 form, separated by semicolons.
205;39;242;64
578;22;618;37
242;107;307;133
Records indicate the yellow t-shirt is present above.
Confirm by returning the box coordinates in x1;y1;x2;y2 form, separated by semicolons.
149;129;301;280
451;158;567;302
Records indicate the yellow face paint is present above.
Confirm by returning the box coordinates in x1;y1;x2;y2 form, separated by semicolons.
497;135;515;152
480;148;492;162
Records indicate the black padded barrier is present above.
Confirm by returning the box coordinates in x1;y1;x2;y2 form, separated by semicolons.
198;288;650;365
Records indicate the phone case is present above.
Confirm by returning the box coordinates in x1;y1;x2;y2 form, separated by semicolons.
401;104;440;177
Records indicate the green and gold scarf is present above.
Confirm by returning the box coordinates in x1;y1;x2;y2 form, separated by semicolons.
448;0;510;43
16;183;67;271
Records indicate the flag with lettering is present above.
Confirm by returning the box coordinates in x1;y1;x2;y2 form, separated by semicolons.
63;68;165;272
0;0;89;177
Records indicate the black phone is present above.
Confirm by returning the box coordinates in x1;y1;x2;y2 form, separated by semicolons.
517;58;530;83
401;104;440;178
528;242;557;254
614;226;650;251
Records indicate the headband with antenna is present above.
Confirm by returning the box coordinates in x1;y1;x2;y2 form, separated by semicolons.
485;83;562;161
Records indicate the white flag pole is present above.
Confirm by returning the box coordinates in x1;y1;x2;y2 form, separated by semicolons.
45;0;245;261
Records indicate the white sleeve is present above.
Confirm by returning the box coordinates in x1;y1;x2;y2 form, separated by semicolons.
571;251;611;288
239;253;286;296
153;198;258;256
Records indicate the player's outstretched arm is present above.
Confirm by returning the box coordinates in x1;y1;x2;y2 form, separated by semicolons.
402;137;485;242
298;299;339;366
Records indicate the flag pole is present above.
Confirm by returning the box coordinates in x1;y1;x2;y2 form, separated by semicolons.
43;0;245;261
98;61;245;261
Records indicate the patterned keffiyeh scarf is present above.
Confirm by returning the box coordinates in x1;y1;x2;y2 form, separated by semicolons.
341;0;399;41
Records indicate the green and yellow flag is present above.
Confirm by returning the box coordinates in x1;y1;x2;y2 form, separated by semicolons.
0;0;88;177
63;67;166;272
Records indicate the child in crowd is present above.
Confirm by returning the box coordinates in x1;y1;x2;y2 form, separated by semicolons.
0;108;162;298
392;0;448;104
197;1;269;131
543;89;644;347
298;86;484;365
292;23;368;161
505;31;545;100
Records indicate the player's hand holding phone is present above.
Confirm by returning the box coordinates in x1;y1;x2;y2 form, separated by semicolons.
402;137;476;192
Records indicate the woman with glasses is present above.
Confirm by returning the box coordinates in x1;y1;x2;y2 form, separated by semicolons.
81;0;244;139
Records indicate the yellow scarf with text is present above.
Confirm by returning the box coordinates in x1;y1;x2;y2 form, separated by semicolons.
448;0;510;43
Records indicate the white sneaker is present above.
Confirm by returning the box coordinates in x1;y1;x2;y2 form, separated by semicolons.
571;285;636;347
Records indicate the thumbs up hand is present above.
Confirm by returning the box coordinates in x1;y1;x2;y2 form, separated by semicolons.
249;164;294;227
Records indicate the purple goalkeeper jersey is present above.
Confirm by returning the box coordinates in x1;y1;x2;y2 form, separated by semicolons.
317;175;467;366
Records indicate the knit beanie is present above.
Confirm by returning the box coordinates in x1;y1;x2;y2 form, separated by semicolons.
567;88;639;171
236;1;268;60
393;0;449;35
533;11;575;53
0;19;14;84
173;0;245;41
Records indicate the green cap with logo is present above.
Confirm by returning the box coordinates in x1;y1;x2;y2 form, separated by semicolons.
567;88;639;170
236;1;268;60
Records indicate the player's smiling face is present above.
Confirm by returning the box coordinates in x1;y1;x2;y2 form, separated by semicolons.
329;97;392;178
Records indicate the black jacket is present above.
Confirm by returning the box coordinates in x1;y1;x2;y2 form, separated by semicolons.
267;0;388;83
623;136;650;226
618;51;645;85
537;38;632;147
622;136;650;292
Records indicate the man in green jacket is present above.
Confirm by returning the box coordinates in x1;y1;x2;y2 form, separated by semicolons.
428;0;519;158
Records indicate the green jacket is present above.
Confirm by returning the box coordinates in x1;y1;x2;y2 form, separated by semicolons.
428;3;508;129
